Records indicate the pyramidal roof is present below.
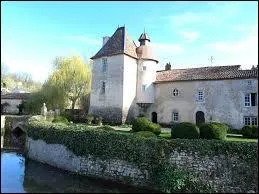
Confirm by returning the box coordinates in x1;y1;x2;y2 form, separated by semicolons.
91;27;138;59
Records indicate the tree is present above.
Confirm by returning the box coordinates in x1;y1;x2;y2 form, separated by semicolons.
45;55;92;111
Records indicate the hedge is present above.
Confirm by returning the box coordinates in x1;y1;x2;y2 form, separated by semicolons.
134;131;157;138
200;122;228;140
132;117;161;135
27;120;257;193
52;116;69;125
241;126;258;138
171;122;200;139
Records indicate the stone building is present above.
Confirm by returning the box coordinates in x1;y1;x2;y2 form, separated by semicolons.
1;93;31;114
89;26;258;129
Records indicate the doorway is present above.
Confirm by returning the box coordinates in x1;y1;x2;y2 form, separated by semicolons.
152;112;157;123
196;111;205;126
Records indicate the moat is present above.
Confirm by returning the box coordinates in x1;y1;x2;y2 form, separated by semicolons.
1;126;154;193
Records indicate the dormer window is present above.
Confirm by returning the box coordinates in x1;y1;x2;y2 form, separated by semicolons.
172;89;179;96
102;58;107;73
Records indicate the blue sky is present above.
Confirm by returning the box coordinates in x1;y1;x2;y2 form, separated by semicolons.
1;1;258;82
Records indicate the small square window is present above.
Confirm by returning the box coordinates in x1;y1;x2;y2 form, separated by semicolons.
142;84;146;91
197;90;204;101
101;81;106;94
102;58;107;73
173;89;179;96
172;112;179;122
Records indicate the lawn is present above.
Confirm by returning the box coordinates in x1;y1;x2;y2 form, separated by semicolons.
159;132;258;142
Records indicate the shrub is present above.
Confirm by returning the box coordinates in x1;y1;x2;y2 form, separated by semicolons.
95;116;103;125
132;117;161;135
52;116;69;125
135;131;157;138
86;115;94;125
96;125;115;131
227;128;242;134
241;126;258;138
171;122;199;139
199;122;228;140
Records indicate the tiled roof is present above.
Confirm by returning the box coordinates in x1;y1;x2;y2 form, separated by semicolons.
155;65;258;82
1;93;31;100
91;27;137;59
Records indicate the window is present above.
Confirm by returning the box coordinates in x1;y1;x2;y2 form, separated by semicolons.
245;93;257;107
142;84;146;92
172;112;179;122
102;58;107;72
197;90;204;101
101;81;106;94
247;80;252;86
172;89;179;96
244;116;258;126
143;66;146;71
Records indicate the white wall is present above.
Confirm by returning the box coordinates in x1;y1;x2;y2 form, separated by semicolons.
136;60;157;103
122;55;138;122
89;55;124;109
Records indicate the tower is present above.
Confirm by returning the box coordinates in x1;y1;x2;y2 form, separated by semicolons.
136;32;159;114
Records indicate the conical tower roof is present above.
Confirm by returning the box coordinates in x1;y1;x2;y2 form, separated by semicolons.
91;27;137;59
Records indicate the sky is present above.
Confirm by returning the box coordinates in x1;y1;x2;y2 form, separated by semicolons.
1;1;258;82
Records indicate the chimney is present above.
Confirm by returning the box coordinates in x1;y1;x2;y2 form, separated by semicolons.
103;36;110;46
165;62;171;71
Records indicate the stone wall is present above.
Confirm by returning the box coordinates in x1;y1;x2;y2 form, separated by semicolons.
27;138;149;188
27;137;258;193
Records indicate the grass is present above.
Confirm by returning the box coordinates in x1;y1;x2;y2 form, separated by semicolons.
226;137;257;142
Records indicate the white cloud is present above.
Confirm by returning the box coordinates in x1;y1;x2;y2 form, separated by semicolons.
178;31;200;42
207;32;258;68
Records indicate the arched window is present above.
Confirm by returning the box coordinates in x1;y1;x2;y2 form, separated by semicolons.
172;88;179;96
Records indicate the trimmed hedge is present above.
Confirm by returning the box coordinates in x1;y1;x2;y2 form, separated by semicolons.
135;131;157;138
132;117;161;135
96;125;115;131
52;116;69;125
241;126;258;138
27;120;257;193
200;122;228;140
171;122;200;139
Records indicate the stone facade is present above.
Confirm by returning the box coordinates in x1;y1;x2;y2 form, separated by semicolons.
27;137;258;193
145;79;258;129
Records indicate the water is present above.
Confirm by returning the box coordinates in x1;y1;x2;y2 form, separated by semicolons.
1;128;155;193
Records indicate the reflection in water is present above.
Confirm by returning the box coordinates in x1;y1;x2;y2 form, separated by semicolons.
1;151;156;193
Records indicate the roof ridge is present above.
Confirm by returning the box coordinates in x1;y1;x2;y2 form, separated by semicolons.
158;65;241;72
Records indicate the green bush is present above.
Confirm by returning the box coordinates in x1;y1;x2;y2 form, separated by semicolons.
52;116;69;125
241;126;258;138
171;122;200;139
132;117;161;135
227;128;242;134
96;125;115;131
86;115;94;125
200;122;228;140
135;131;157;138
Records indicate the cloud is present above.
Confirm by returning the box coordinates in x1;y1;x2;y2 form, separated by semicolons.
206;32;258;68
178;31;200;42
169;2;243;27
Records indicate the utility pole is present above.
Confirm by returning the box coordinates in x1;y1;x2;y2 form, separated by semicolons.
208;56;215;65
